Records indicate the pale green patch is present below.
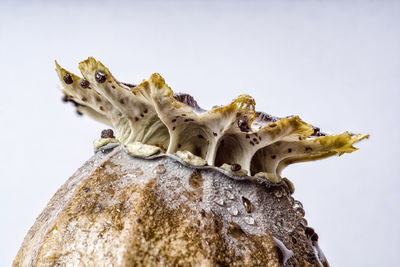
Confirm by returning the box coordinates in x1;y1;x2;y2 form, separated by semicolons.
125;142;161;157
176;151;207;167
93;138;119;149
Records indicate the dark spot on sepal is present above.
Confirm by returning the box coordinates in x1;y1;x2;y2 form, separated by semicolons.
101;129;115;138
238;119;250;132
230;163;241;171
62;95;70;103
241;196;252;213
63;73;73;84
121;82;137;88
80;79;90;88
95;71;107;83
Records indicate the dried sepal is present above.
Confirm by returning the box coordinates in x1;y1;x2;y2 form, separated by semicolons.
251;132;369;181
149;73;257;166
56;57;368;183
78;58;169;150
214;115;314;175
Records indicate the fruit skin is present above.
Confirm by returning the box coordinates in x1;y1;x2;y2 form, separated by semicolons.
13;144;327;266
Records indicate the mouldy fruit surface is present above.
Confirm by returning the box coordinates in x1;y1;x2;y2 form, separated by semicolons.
14;57;368;266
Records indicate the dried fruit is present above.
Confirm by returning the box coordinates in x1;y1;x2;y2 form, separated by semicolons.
14;57;368;266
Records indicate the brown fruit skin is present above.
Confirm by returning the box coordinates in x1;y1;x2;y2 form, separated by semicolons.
14;145;326;267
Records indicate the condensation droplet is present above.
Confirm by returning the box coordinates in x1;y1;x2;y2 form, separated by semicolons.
214;198;224;206
244;216;255;225
295;207;305;218
242;196;252;213
228;206;239;216
153;164;166;174
293;200;303;209
225;190;236;200
282;177;295;194
299;218;308;227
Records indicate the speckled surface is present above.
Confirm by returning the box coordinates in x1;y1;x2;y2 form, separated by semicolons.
55;57;367;184
14;144;327;266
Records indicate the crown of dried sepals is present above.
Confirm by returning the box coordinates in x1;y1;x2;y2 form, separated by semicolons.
56;57;369;183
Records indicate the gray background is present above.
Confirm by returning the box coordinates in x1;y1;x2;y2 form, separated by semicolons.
0;1;399;266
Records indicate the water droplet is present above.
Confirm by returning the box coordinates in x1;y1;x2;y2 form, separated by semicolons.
225;190;235;200
295;207;305;218
228;206;239;216
282;177;295;194
275;189;283;198
311;232;319;242
242;196;252;213
244;216;255;225
299;218;308;227
305;226;315;237
214;198;224;206
153;164;166;174
293;200;303;209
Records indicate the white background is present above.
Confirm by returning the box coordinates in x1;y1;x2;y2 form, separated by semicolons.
1;1;399;266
